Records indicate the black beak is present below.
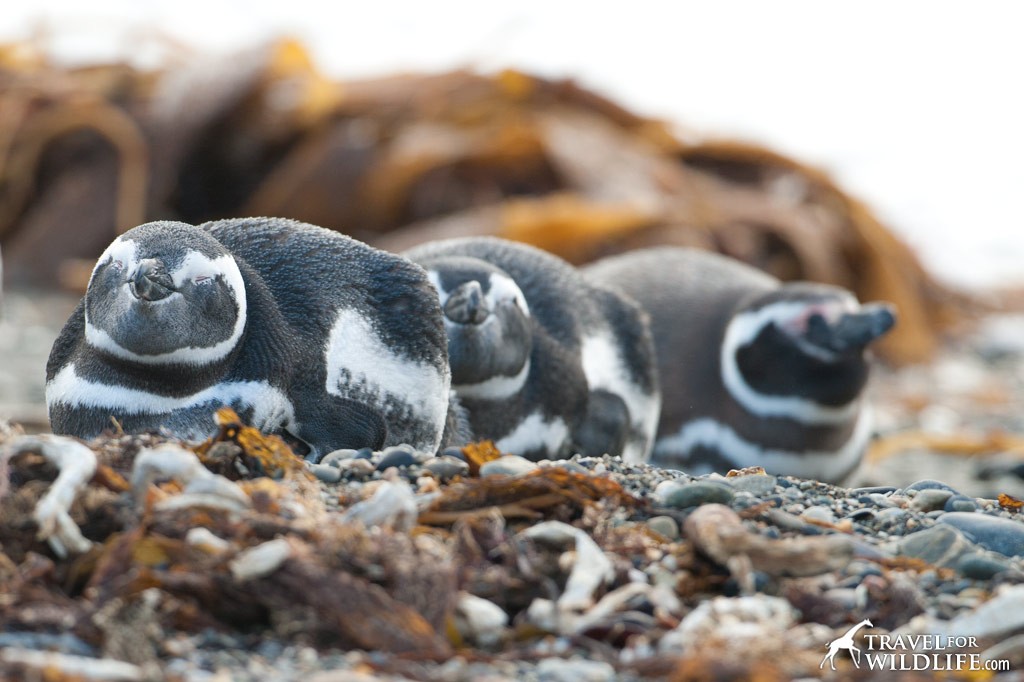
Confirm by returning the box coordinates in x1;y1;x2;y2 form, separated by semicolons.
806;303;897;354
129;259;175;302
444;280;490;325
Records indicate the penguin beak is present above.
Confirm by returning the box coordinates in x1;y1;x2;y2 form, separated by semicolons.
805;302;897;354
129;259;175;302
444;280;491;325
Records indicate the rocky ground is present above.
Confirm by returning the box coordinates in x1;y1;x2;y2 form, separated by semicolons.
5;289;1024;680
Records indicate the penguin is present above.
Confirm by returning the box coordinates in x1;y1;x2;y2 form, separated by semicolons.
46;217;452;459
404;237;660;462
584;247;895;483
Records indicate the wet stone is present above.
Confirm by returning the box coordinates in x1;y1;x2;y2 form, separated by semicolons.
944;495;979;513
423;455;469;480
319;449;359;467
940;512;1024;557
646;515;680;540
441;446;468;462
898;525;974;567
726;474;778;496
480;455;539;477
308;463;341;484
376;445;420;471
956;552;1014;580
905;479;961;494
910;489;954;512
654;479;735;509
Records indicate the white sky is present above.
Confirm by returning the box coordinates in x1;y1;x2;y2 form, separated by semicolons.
4;0;1023;289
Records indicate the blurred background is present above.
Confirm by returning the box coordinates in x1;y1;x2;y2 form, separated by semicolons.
2;1;1024;493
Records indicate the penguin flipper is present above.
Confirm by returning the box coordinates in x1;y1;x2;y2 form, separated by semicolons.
573;389;630;457
299;396;388;458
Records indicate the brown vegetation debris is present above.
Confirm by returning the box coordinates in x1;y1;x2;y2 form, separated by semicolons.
419;466;637;526
0;38;967;363
195;407;310;481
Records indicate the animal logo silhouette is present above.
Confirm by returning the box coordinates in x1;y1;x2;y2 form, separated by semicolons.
820;619;873;670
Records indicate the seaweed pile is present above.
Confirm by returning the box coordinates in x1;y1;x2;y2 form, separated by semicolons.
0;39;964;364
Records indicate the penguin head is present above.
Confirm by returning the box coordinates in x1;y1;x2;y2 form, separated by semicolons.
421;256;532;398
723;283;896;414
84;221;247;366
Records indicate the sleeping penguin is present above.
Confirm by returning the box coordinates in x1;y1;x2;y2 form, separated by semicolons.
585;247;895;483
405;237;660;462
46;217;452;459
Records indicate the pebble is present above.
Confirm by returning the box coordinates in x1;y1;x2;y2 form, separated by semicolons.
865;493;896;508
904;479;960;494
874;507;911;532
909;488;954;512
955;552;1013;580
308;463;341;484
898;525;974;567
939;512;1024;557
319;449;359;467
646;515;680;540
800;506;836;525
480;455;540;477
375;445;420;471
536;657;615;682
726;474;778;496
441;446;468;462
944;495;979;513
654;480;735;509
423;455;469;480
336;458;376;477
937;585;1024;640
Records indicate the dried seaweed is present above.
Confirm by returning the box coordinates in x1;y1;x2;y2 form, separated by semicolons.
0;39;965;362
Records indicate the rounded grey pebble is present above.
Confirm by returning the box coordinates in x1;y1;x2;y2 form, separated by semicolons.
801;506;836;525
646;515;680;540
320;449;360;468
544;460;590;475
337;458;376;477
956;552;1013;580
905;479;960;494
376;444;420;471
898;524;974;566
944;495;979;513
656;480;734;509
441;446;468;462
308;463;342;484
726;474;777;496
940;512;1024;557
910;488;954;512
866;493;897;508
424;455;470;480
480;455;539;477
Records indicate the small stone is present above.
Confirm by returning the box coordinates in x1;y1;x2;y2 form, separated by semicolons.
654;480;734;509
800;506;836;525
850;486;899;495
536;657;615;682
308;463;341;484
944;495;979;513
875;507;910;531
726;474;778;496
441;446;468;462
337;458;376;476
319;449;359;467
375;445;420;471
866;493;897;508
480;455;539;477
940;512;1024;557
898;524;974;567
910;488;954;512
905;479;960;494
355;447;374;459
955;552;1013;580
453;592;508;648
646;515;680;540
424;455;470;480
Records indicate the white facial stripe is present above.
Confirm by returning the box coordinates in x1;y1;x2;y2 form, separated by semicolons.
496;411;569;457
46;364;295;433
581;332;660;464
653;407;872;482
171;252;242;289
84;252;247;367
90;237;138;284
721;302;860;424
454;358;530;400
324;308;450;451
487;272;529;316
